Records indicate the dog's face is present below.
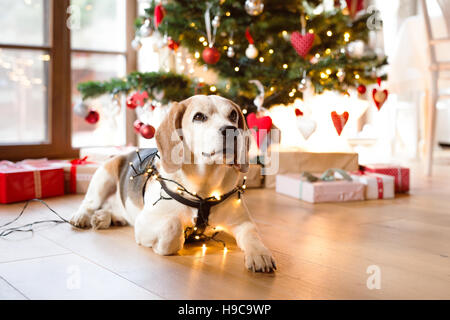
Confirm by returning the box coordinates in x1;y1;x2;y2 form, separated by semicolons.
156;95;249;173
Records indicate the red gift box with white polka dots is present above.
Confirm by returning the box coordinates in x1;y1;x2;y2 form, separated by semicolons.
361;165;410;193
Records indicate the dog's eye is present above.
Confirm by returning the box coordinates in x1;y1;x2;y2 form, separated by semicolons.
229;110;238;123
193;112;207;122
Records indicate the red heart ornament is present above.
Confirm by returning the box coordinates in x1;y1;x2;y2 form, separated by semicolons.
246;113;272;148
290;32;315;58
372;88;388;110
331;111;349;136
294;108;303;117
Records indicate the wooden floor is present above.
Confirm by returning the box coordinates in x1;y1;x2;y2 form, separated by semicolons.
1;162;450;300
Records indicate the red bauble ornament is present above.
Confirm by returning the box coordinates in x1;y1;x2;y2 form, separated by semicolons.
202;47;221;65
126;97;137;109
246;113;273;148
372;88;388;111
168;38;179;51
331;111;349;136
294;108;304;117
85;110;100;124
133;120;144;133
140;124;155;139
357;84;366;94
290;31;315;58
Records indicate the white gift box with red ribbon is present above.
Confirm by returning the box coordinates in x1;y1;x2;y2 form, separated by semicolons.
351;171;395;200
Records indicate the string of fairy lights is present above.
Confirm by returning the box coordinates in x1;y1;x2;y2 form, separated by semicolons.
128;149;248;252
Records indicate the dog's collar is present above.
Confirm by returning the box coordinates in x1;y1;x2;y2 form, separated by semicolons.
130;148;246;245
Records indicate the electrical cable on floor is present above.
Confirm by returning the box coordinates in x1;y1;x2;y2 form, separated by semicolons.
0;199;75;238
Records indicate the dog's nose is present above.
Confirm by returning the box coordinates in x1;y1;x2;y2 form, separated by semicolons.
220;125;238;137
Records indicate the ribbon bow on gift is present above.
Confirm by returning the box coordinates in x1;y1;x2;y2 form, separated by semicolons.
69;157;94;193
301;168;353;183
69;156;91;165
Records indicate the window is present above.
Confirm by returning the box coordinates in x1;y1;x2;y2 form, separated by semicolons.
70;0;128;148
0;0;50;145
0;0;137;160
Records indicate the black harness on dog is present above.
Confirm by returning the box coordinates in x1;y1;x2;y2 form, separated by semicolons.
130;148;246;245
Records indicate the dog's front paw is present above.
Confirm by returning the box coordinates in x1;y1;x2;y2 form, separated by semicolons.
70;209;93;228
245;248;277;273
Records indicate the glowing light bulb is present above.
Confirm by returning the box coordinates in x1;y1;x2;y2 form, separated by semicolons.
289;92;294;97
210;85;217;92
327;30;333;37
203;41;208;47
234;66;240;72
225;11;231;16
344;32;350;42
282;64;288;69
320;72;328;79
315;53;320;59
199;36;205;42
223;247;228;254
326;69;332;75
242;109;247;114
194;52;200;59
269;49;274;54
195;236;200;240
212;192;221;200
354;74;360;79
325;48;331;54
259;57;264;62
308;29;314;34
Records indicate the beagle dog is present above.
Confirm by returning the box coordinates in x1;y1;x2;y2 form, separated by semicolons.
70;95;276;272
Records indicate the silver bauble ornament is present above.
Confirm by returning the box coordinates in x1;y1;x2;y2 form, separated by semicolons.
245;44;258;59
227;46;235;58
212;15;220;28
139;19;153;37
245;0;264;16
73;101;90;118
131;37;142;50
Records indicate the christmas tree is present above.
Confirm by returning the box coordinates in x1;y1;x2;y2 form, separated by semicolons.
77;0;387;122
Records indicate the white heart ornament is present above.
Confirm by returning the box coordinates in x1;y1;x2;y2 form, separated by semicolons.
297;117;317;140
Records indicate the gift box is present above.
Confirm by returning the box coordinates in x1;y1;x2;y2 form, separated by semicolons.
244;164;264;188
350;171;395;200
50;158;100;194
0;160;65;204
361;164;410;193
79;146;137;162
275;170;365;203
264;146;359;188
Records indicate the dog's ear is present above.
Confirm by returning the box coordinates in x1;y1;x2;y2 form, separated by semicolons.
155;101;187;173
230;101;250;173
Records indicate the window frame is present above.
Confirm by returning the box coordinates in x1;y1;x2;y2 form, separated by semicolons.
0;0;137;161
